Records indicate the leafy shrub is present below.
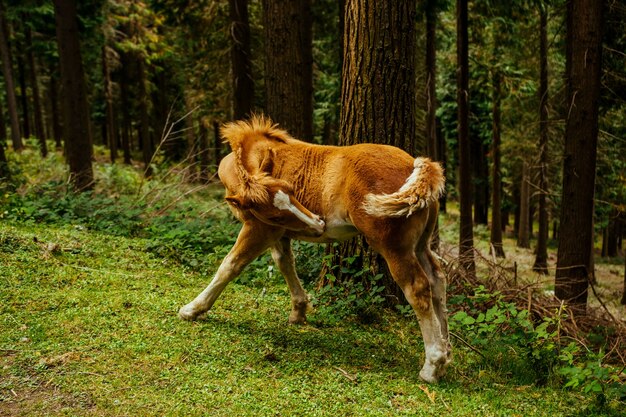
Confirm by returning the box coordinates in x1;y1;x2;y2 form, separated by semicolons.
311;253;387;325
450;286;625;409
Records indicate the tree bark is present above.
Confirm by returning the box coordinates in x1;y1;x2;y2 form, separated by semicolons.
425;0;441;251
0;4;22;150
25;20;46;157
555;0;604;309
331;0;418;303
137;55;152;177
263;0;313;141
16;45;30;140
517;161;531;248
119;53;132;165
490;69;505;258
457;0;475;276
53;0;94;190
533;6;550;274
102;45;117;163
49;73;62;149
620;252;626;305
229;0;254;119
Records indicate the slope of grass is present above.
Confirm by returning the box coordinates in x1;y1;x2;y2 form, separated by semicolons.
0;220;619;416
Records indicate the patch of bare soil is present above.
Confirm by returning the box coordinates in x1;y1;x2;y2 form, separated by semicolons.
0;353;96;416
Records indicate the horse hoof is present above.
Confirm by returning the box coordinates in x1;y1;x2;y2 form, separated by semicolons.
178;305;198;321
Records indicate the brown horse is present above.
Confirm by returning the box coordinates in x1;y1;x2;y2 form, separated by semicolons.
178;116;451;382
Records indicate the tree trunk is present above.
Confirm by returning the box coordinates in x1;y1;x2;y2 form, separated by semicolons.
606;210;619;257
472;137;489;226
620;256;626;306
53;0;94;190
137;55;152;177
102;45;117;163
517;162;531;248
0;99;8;179
263;0;313;141
555;0;604;309
0;4;22;150
425;0;440;251
16;46;30;140
457;0;475;276
49;74;62;149
119;53;132;165
533;6;550;274
213;120;222;167
490;69;505;258
229;0;254;119
25;19;46;157
198;119;210;182
331;0;418;303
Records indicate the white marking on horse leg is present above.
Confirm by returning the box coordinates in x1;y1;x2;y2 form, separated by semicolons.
416;307;451;383
179;222;281;321
271;238;309;324
273;190;325;233
179;256;238;320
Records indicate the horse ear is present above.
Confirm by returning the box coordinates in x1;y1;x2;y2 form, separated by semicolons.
258;147;275;174
225;195;250;209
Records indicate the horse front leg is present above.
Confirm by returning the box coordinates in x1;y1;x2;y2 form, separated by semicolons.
179;221;283;321
271;237;309;324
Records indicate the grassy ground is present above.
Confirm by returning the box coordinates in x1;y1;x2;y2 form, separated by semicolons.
0;220;618;416
0;146;623;416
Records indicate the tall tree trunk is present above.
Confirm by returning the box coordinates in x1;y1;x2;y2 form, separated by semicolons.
102;45;117;163
229;0;254;119
606;210;619;257
332;0;418;302
25;20;46;157
0;140;8;180
457;0;475;276
53;0;94;190
517;162;531;248
490;69;505;258
213;120;222;167
198;119;210;182
0;98;8;179
555;0;604;309
137;55;152;177
16;46;30;140
49;74;62;149
620;252;626;306
263;0;313;141
533;6;550;274
472;137;489;225
0;4;22;150
119;53;132;165
425;0;440;251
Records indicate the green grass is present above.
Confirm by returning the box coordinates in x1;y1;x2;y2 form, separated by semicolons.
0;221;616;417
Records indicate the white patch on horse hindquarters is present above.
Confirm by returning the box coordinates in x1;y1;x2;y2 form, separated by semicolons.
399;158;424;192
273;190;325;232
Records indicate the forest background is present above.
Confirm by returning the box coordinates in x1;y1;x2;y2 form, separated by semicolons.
0;0;625;415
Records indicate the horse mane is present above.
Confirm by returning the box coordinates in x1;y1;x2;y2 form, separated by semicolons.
221;115;293;152
221;116;294;205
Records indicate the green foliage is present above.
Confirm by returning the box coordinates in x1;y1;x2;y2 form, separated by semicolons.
312;252;387;325
450;286;625;410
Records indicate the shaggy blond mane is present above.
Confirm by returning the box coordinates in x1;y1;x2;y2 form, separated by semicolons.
220;115;293;152
221;116;295;205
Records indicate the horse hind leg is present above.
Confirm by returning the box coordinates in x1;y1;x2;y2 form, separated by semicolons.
179;221;282;321
271;237;309;324
383;251;451;383
418;250;452;373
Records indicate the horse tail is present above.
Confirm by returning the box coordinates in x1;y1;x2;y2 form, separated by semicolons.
362;157;445;218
